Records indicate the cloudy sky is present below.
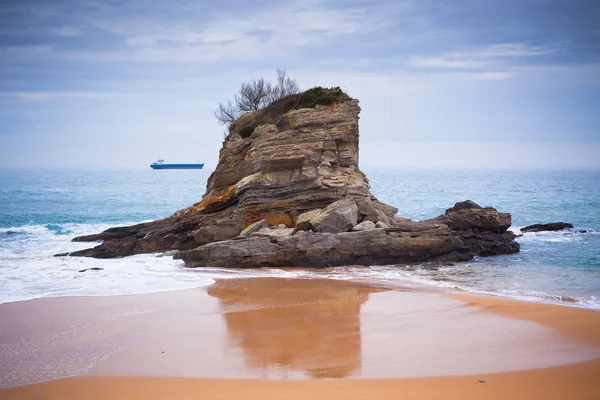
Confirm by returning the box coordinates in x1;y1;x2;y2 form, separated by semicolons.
1;0;599;169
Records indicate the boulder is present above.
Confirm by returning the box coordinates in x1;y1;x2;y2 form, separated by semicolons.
311;199;358;234
375;221;390;229
355;199;397;226
295;209;322;232
192;219;245;245
352;220;376;231
521;222;573;233
433;201;511;234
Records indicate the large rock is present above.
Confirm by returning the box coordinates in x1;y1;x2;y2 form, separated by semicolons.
310;199;358;233
294;209;322;232
175;211;519;269
70;95;396;258
192;219;245;245
67;92;519;266
521;222;573;233
432;200;511;234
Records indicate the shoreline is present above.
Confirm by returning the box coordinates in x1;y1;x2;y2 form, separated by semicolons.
1;277;600;399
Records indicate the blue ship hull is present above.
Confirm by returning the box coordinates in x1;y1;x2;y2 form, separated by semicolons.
150;163;204;169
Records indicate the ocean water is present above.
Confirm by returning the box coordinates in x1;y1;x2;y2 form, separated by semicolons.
0;167;599;308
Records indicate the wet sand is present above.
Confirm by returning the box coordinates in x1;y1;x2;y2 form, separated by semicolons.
1;277;600;399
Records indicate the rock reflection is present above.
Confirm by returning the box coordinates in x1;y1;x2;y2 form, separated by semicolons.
207;278;378;379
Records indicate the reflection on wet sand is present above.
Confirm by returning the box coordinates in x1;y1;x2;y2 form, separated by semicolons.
207;278;381;379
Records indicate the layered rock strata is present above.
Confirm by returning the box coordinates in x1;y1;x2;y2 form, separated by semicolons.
70;98;396;258
69;94;519;267
175;200;519;268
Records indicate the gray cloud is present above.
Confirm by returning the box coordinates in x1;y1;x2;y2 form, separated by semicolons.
0;0;599;168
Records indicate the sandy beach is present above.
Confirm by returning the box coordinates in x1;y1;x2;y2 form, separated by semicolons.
1;277;600;399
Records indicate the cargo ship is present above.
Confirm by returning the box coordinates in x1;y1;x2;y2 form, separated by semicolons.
150;159;204;169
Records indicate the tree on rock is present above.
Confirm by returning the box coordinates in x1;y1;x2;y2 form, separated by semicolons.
215;69;300;125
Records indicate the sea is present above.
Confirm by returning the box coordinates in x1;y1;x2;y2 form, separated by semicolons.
1;167;599;308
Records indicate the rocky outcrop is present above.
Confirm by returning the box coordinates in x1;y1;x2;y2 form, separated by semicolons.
175;200;519;268
68;91;519;267
521;222;573;233
70;96;396;258
431;200;511;234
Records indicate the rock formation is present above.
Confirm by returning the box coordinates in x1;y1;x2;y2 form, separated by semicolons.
175;200;519;268
69;88;519;266
70;91;395;258
521;222;573;233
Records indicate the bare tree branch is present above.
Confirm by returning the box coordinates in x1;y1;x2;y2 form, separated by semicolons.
237;78;272;111
215;70;300;126
271;69;300;102
214;100;239;125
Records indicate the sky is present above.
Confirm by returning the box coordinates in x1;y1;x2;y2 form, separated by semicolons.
0;0;599;169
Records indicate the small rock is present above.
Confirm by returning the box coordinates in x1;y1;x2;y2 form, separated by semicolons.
478;380;486;384
157;250;179;258
559;295;577;303
78;267;104;273
521;222;573;233
352;220;376;231
375;221;390;229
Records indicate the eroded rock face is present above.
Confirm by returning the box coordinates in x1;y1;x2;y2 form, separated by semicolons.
70;98;397;258
67;94;520;265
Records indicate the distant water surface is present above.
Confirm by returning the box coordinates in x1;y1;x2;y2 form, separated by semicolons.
0;167;598;308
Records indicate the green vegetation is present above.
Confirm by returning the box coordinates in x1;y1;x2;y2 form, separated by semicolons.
237;124;257;139
295;86;351;108
229;86;351;138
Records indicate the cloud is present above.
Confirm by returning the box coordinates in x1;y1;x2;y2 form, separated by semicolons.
410;42;559;71
473;72;513;80
52;0;385;63
54;26;81;37
0;91;136;101
410;57;486;69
